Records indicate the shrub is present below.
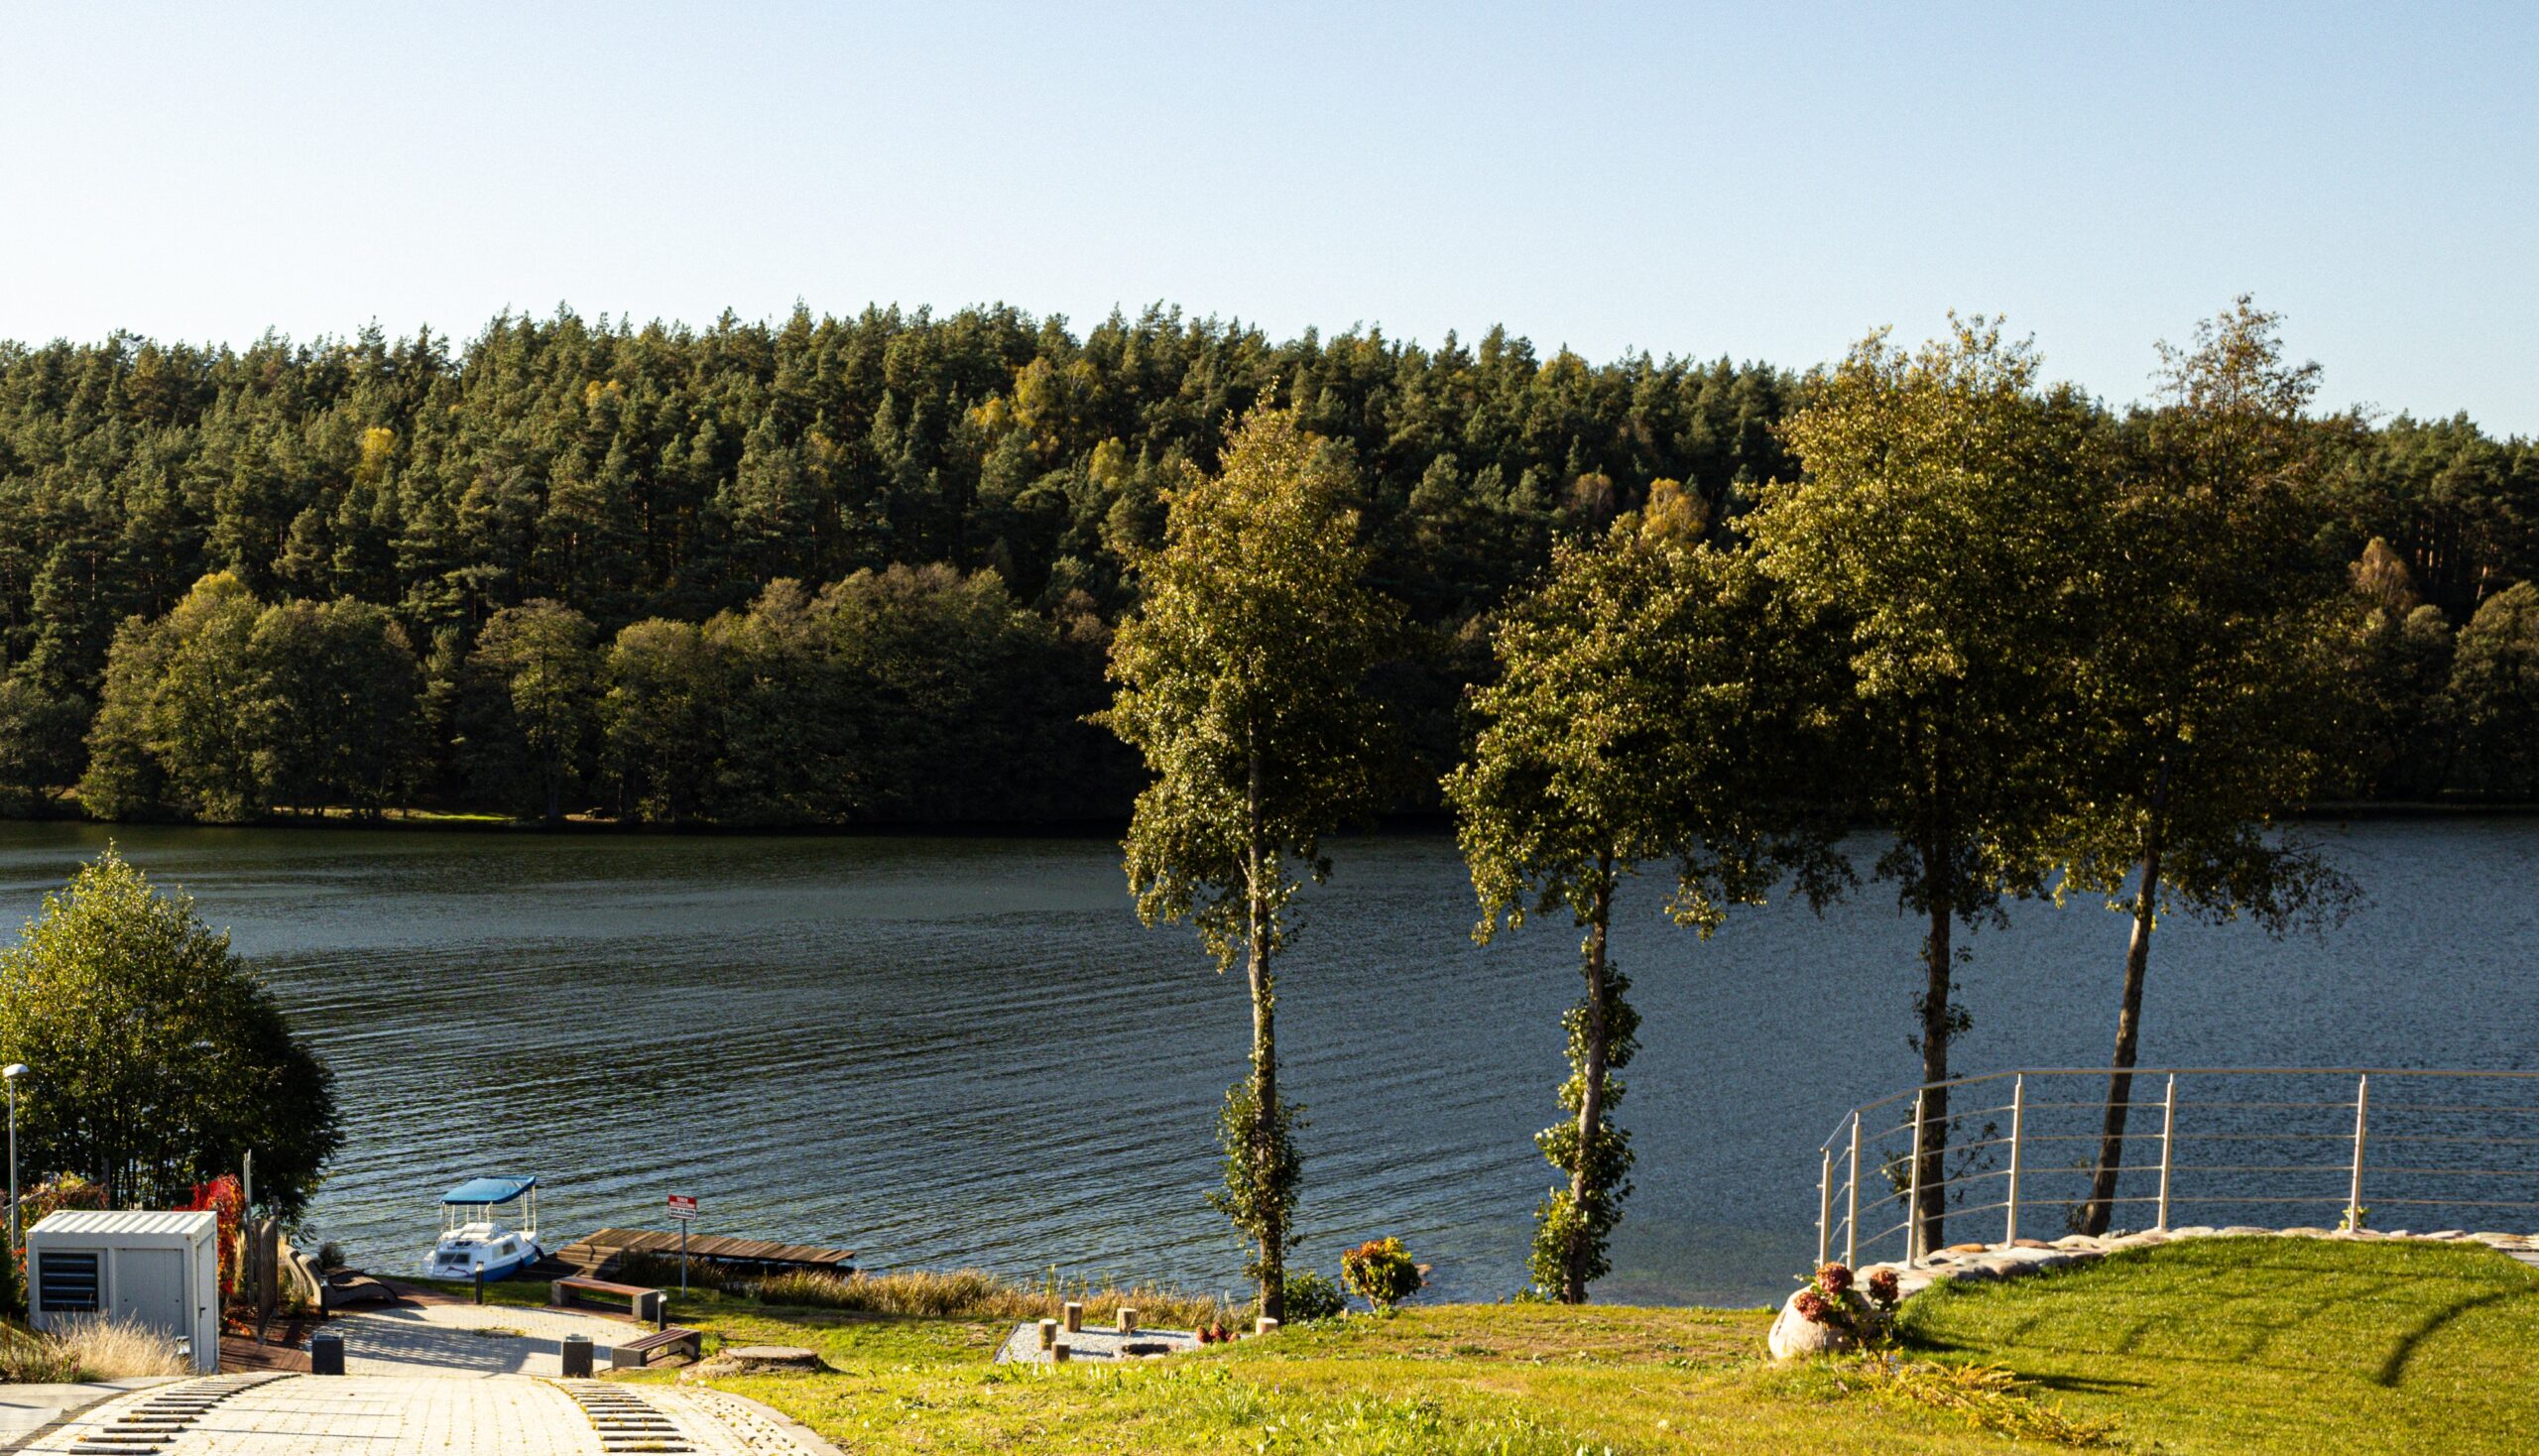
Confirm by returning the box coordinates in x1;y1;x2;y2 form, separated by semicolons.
750;1268;1224;1331
1341;1238;1423;1309
1280;1269;1347;1322
612;1250;737;1291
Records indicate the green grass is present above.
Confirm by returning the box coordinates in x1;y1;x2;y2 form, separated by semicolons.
1894;1236;2539;1454
429;1239;2539;1452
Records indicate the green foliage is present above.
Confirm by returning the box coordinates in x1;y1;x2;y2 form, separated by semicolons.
1206;1075;1305;1306
466;599;599;823
1340;1237;1424;1310
0;306;2527;821
1279;1267;1348;1322
0;849;340;1216
1103;405;1397;968
1524;964;1639;1298
2450;580;2539;796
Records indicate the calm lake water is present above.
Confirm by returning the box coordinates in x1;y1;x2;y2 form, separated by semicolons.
0;818;2532;1306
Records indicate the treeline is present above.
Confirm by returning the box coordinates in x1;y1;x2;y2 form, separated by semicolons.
0;304;2532;822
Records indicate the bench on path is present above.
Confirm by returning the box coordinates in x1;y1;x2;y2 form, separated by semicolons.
550;1274;665;1323
611;1326;703;1369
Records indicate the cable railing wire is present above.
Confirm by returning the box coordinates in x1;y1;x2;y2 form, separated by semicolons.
1812;1067;2539;1270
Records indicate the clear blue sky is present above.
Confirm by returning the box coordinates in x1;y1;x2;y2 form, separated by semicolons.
3;2;2531;432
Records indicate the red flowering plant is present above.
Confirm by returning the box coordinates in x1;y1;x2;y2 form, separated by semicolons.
181;1175;247;1304
1792;1262;1894;1342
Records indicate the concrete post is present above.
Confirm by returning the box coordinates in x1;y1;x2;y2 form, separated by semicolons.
1036;1318;1057;1350
1117;1307;1137;1334
1062;1301;1082;1333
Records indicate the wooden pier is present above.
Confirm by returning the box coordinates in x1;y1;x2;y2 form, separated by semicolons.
548;1227;857;1278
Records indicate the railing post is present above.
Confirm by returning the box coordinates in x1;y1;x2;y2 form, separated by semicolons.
1845;1111;1862;1269
2349;1073;2370;1227
2155;1073;2176;1232
1817;1146;1834;1268
1906;1089;1928;1266
2005;1073;2024;1247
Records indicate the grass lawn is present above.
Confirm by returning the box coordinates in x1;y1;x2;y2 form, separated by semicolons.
436;1237;2539;1453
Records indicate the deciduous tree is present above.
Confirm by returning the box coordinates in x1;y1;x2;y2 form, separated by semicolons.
1099;404;1396;1322
1747;319;2103;1254
1447;513;1844;1300
0;849;341;1217
2057;301;2360;1233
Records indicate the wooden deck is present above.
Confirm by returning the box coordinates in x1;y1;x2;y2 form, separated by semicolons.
549;1228;857;1278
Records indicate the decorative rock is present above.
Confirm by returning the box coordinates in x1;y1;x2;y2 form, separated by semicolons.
1945;1242;1990;1254
1767;1298;1860;1360
2012;1238;2054;1250
2217;1225;2273;1237
2425;1230;2468;1241
2283;1227;2332;1238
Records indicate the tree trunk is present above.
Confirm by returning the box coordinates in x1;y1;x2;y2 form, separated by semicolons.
1245;748;1283;1323
2082;816;2165;1234
1563;860;1614;1304
1914;739;1955;1258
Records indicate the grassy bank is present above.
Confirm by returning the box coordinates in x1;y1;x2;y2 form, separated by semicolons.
533;1239;2539;1454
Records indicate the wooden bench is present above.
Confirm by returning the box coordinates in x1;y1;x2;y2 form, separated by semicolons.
610;1326;702;1369
550;1275;665;1323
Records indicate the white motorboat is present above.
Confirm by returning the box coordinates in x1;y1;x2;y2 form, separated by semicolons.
423;1175;543;1281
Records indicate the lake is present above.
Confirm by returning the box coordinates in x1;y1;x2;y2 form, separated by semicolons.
0;818;2531;1306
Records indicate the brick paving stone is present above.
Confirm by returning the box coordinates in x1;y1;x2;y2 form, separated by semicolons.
14;1376;836;1456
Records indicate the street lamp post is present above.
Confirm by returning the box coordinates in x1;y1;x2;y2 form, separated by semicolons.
4;1063;27;1252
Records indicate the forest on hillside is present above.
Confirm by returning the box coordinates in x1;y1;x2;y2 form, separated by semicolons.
0;303;2532;825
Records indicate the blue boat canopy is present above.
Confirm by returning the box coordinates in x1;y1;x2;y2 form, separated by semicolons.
441;1176;537;1206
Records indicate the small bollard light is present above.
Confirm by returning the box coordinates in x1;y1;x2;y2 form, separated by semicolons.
1036;1318;1058;1350
309;1331;345;1376
473;1270;485;1306
561;1334;594;1379
1117;1306;1137;1334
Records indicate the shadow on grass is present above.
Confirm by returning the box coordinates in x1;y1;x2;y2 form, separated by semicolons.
2374;1288;2514;1389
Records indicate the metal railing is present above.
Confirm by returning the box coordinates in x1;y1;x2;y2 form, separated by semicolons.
1814;1067;2539;1270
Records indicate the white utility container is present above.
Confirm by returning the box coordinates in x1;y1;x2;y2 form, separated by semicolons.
25;1209;221;1373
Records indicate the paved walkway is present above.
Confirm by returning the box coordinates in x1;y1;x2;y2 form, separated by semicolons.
13;1375;837;1455
328;1299;643;1377
0;1379;180;1443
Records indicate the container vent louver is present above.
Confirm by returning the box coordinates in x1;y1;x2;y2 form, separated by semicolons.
36;1251;100;1311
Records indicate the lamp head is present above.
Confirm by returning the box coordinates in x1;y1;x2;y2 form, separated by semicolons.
2;1064;26;1081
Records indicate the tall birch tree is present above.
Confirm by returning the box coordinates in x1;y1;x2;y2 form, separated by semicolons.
1448;513;1844;1301
1099;405;1395;1321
